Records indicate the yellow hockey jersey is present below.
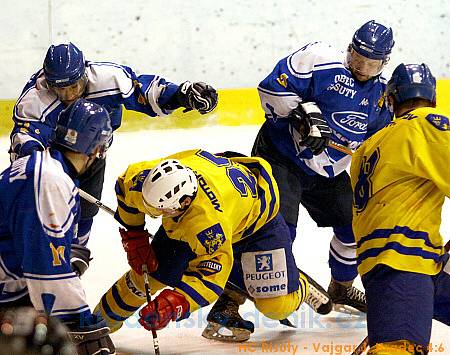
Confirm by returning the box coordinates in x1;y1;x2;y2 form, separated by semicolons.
351;107;450;277
115;149;280;311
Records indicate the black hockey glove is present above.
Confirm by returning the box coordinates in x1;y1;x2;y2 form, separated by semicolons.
67;318;115;355
289;102;332;155
168;81;218;114
70;244;92;277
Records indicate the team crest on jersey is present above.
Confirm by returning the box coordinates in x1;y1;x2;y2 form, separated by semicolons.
331;111;368;135
197;224;226;254
276;73;289;88
130;170;151;192
425;114;449;131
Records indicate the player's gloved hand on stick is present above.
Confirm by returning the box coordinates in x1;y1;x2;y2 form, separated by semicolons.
119;228;158;275
67;316;115;355
139;289;190;331
70;244;92;277
176;81;218;114
289;102;332;155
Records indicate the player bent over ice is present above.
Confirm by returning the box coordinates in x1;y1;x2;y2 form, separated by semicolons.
95;150;328;341
351;64;450;354
0;99;115;354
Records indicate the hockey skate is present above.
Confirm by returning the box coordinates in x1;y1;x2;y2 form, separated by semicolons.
328;278;366;314
299;269;333;315
202;288;254;342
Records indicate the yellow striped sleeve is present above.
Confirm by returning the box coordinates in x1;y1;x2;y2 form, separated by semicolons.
114;174;146;228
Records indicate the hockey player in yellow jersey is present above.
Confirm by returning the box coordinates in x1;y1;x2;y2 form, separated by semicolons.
94;149;329;341
350;63;450;355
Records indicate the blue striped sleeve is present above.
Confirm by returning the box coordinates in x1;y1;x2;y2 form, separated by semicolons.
100;294;129;321
117;199;141;214
111;284;140;313
184;271;223;297
177;281;210;308
357;226;442;251
358;242;441;265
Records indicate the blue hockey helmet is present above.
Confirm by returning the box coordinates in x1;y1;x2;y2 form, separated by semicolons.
352;20;394;61
55;98;112;156
44;43;86;87
387;63;436;105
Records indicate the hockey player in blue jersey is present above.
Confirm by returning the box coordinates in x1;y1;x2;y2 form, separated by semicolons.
203;20;394;338
0;98;115;354
9;42;218;247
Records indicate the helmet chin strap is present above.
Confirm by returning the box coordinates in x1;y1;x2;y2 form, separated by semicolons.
78;145;102;175
78;154;96;176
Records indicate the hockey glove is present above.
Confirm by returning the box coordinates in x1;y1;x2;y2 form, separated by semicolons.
70;244;92;277
177;81;218;114
289;102;332;155
67;317;115;355
119;228;158;275
0;307;76;354
139;289;190;331
9;137;45;161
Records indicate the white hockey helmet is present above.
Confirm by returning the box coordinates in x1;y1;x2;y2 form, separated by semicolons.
142;159;198;216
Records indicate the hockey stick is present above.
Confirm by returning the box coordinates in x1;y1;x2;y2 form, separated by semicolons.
78;189;161;355
78;189;115;216
351;336;369;355
328;141;353;155
142;264;161;355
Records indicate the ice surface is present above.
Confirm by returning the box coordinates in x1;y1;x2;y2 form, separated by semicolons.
0;125;448;354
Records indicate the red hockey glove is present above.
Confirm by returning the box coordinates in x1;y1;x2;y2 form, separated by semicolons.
119;228;158;275
139;289;190;331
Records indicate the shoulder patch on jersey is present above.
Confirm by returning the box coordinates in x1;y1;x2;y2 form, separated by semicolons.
425;114;449;131
197;223;226;255
276;73;289;88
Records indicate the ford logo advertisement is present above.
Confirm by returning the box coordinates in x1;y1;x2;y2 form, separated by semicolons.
331;111;368;135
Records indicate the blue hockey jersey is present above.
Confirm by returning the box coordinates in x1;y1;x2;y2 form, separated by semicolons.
0;149;91;322
10;61;180;159
258;41;392;177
